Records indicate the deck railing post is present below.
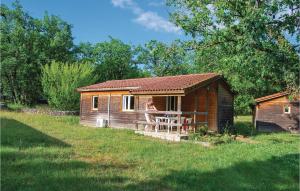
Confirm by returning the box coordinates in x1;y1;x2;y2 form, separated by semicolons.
194;92;198;133
205;86;209;128
108;93;111;127
177;96;182;134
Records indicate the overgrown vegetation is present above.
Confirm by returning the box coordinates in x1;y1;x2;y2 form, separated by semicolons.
77;37;145;82
5;102;26;111
135;40;191;76
1;111;299;190
188;124;235;145
234;115;256;136
1;1;299;113
189;133;234;145
0;2;74;104
42;61;96;110
167;0;300;114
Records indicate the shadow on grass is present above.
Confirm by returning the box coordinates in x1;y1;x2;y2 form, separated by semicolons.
234;121;256;136
1;156;130;190
1;118;298;191
0;118;134;191
125;153;299;191
1;118;70;148
2;151;298;190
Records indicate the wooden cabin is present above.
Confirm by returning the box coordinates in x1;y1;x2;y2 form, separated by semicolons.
253;92;299;133
77;73;234;134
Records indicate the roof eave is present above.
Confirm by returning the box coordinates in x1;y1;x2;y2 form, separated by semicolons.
131;89;185;95
184;75;222;94
77;87;139;92
255;92;289;103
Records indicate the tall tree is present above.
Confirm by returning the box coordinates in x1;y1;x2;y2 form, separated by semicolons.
168;0;300;114
136;40;190;76
42;61;96;110
75;37;143;82
74;42;96;63
0;1;74;104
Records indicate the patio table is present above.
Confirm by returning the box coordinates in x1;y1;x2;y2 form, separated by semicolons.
155;116;171;133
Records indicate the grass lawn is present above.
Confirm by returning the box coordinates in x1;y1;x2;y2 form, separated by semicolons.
1;111;299;191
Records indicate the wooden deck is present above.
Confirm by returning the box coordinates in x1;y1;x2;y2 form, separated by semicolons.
135;130;188;142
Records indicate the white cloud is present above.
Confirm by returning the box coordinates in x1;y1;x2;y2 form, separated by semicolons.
111;0;180;34
135;12;181;33
148;1;165;7
111;0;142;14
111;0;130;7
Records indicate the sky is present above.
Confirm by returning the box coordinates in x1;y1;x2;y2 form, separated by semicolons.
2;0;188;45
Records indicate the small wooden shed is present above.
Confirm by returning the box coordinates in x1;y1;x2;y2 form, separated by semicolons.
253;92;299;132
77;73;234;133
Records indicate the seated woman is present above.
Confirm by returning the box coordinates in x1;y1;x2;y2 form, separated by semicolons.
145;99;158;131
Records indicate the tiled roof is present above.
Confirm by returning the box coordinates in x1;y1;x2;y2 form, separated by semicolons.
77;73;221;94
255;92;289;103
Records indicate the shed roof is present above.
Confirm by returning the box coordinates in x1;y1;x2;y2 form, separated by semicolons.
77;73;222;94
255;92;289;103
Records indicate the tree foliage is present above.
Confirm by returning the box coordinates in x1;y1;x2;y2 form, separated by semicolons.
0;2;74;104
168;0;300;114
76;37;143;82
42;61;96;110
136;40;191;76
2;0;299;115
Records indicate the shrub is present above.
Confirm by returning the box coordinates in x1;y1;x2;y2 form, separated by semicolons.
213;134;234;145
189;133;235;145
42;61;96;110
6;102;25;111
189;133;201;141
197;125;208;136
234;116;256;136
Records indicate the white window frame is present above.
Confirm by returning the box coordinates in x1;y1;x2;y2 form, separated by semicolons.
283;105;291;114
122;95;135;111
166;96;177;111
92;96;98;110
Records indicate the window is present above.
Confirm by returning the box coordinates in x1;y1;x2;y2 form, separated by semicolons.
92;96;98;110
283;105;291;114
122;95;134;111
166;96;177;111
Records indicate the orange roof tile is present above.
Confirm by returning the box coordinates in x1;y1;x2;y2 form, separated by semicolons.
77;73;221;94
255;92;289;103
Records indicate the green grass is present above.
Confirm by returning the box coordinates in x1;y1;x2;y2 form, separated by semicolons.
5;102;54;112
1;111;299;191
234;115;255;136
5;102;26;111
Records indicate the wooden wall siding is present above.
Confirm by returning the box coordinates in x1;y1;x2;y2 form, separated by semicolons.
98;96;108;112
138;96;150;111
182;89;206;122
217;83;234;131
135;96;151;129
152;96;166;111
207;82;218;131
79;79;233;131
80;93;151;129
109;95;138;129
255;96;299;132
182;82;218;131
110;96;121;112
80;94;108;127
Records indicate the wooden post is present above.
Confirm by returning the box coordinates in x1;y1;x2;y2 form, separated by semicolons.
194;92;198;133
205;87;209;127
177;96;182;134
79;93;82;120
135;96;139;130
108;93;111;126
